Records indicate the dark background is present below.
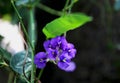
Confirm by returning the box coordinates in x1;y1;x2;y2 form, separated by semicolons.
37;0;120;83
1;0;120;83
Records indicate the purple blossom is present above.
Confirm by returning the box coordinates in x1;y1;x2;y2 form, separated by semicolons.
34;52;47;69
64;43;77;59
47;49;59;60
34;36;77;72
58;61;76;72
57;55;76;72
43;40;51;51
50;36;68;50
44;36;67;51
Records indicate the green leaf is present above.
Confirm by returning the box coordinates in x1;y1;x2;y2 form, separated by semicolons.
0;35;3;42
0;46;12;67
0;47;11;61
15;0;34;6
10;51;32;74
42;13;92;38
0;55;4;67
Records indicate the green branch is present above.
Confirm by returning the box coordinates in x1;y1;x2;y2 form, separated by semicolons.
37;69;44;81
37;3;62;16
11;0;35;83
11;0;34;51
28;8;36;83
8;71;14;83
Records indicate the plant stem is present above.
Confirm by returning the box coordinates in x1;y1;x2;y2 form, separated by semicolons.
28;8;36;49
22;76;31;83
62;0;70;16
37;69;44;80
13;76;17;83
11;0;35;83
65;0;75;12
63;0;73;37
11;0;34;51
28;7;36;83
37;3;62;16
8;71;14;83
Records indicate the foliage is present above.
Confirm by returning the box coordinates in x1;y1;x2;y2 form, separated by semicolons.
10;51;32;74
15;0;35;6
0;0;93;83
0;47;11;61
43;13;92;38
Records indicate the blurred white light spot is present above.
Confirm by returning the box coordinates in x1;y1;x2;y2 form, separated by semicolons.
0;19;24;55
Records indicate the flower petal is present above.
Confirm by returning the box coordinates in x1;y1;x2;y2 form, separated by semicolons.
36;62;46;69
43;40;51;51
65;62;76;72
50;36;61;48
47;49;58;60
60;36;68;50
57;61;76;72
61;52;72;59
65;43;77;58
57;61;69;70
34;52;47;69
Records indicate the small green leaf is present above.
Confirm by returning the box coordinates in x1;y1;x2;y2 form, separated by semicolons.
15;0;34;6
0;47;11;61
43;13;92;38
0;53;8;67
0;35;3;42
0;55;4;67
10;51;32;74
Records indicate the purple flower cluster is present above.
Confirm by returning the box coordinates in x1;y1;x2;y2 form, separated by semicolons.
34;36;76;72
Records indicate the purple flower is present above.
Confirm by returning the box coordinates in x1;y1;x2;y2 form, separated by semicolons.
57;55;76;72
34;52;47;69
43;36;69;60
50;36;68;50
44;36;68;51
47;49;59;60
34;36;77;72
64;43;77;59
43;40;51;51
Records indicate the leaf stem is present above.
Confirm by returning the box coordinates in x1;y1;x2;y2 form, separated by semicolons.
62;0;70;16
8;71;14;83
11;0;34;51
37;3;62;16
13;76;17;83
28;8;36;48
27;4;36;83
37;69;44;80
11;0;35;83
63;0;73;37
27;6;36;83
